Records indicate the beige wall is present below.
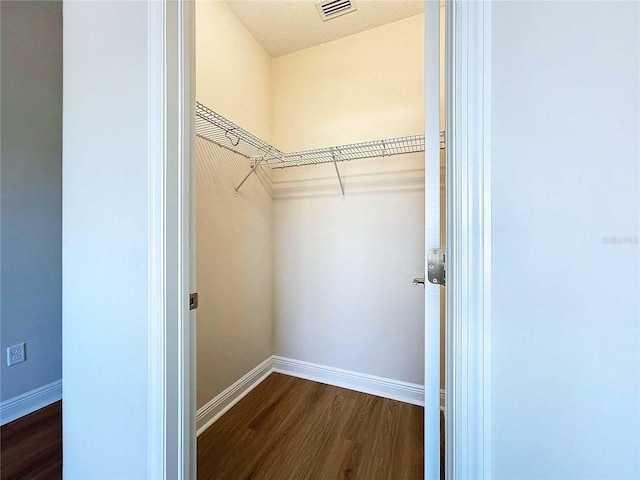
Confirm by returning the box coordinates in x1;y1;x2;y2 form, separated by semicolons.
196;0;272;141
195;139;273;408
196;0;274;407
272;14;425;151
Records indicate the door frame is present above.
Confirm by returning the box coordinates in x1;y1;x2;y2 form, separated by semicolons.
147;1;195;478
445;0;492;478
147;0;492;478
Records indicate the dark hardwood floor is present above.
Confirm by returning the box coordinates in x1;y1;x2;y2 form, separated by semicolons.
0;376;438;480
0;401;62;480
198;373;425;480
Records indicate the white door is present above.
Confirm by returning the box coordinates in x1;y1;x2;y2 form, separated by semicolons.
424;2;443;479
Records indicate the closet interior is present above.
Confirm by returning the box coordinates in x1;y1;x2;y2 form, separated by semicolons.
195;0;432;477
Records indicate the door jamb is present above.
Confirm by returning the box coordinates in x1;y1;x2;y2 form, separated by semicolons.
445;0;492;478
147;0;195;478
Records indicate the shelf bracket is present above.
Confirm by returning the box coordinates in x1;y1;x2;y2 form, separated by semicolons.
332;150;345;198
235;148;269;195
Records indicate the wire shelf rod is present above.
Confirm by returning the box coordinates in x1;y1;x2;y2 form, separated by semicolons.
196;101;284;160
195;101;425;194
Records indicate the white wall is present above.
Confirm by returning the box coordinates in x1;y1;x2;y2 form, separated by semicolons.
491;2;639;478
268;15;426;384
0;1;62;405
195;139;273;408
272;14;424;151
197;0;272;141
63;2;149;477
272;155;425;384
196;0;275;408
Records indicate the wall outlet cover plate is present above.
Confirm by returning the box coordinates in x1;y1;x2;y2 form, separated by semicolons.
6;343;26;366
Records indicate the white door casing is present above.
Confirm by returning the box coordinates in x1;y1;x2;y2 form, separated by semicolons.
147;0;195;478
159;0;640;478
445;1;492;478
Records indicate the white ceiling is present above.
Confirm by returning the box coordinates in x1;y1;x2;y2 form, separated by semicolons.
226;0;425;57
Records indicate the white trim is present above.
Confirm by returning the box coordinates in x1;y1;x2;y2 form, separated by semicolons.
196;357;273;436
177;2;196;477
147;0;194;478
147;2;167;479
184;1;197;476
445;0;492;478
273;356;425;406
0;380;62;426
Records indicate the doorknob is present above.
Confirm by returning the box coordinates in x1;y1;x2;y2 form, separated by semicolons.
413;277;425;286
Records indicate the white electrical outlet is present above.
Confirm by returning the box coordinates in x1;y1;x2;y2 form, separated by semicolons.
6;343;26;366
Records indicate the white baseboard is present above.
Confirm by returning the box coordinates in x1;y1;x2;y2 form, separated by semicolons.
196;356;273;436
272;356;425;406
0;379;62;426
196;355;432;437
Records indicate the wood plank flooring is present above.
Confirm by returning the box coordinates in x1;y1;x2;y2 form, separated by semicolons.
0;376;436;480
197;373;425;480
0;401;62;480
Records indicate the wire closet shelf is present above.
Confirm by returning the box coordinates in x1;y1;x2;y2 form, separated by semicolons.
196;101;425;195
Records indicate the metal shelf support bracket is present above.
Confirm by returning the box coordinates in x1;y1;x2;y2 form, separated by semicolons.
235;148;270;196
332;150;345;198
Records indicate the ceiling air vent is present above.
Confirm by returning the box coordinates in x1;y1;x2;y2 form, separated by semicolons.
315;0;357;21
